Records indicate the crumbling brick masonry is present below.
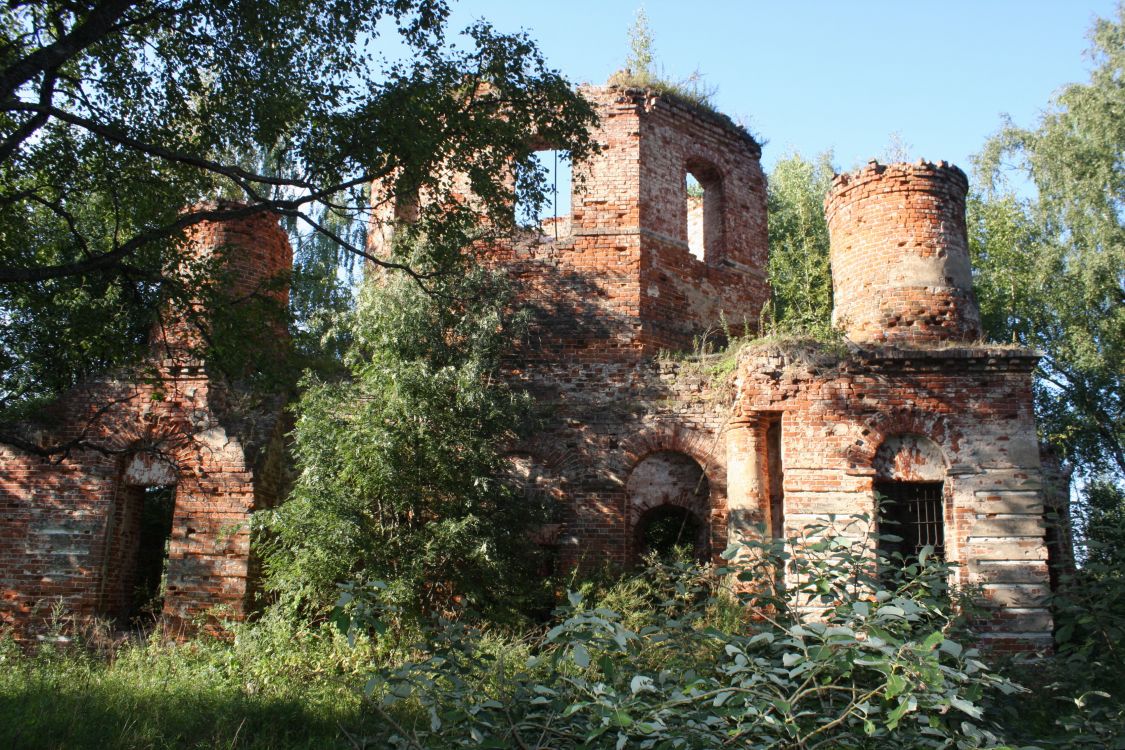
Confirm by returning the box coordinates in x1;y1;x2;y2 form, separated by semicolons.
1;84;1056;651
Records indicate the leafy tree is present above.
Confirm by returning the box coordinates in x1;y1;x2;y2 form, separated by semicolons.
258;264;548;620
625;7;655;79
0;1;597;415
765;151;835;333
971;3;1124;479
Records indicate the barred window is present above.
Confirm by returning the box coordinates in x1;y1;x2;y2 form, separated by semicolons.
875;481;945;562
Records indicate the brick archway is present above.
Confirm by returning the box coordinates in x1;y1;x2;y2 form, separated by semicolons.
619;425;728;563
844;409;959;475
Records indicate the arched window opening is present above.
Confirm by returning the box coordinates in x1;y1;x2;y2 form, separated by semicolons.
627;450;711;564
873;434;947;568
636;504;706;561
515;149;572;239
684;160;723;262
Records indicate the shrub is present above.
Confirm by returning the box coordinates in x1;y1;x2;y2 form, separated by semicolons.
350;521;1031;749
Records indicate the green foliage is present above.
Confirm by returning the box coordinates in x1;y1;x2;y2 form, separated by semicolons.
610;7;719;113
258;266;547;620
626;8;656;78
0;1;597;414
988;480;1125;747
0;614;380;749
766;151;836;335
970;4;1124;478
6;520;1124;748
1051;479;1125;690
354;521;1029;749
286;201;365;375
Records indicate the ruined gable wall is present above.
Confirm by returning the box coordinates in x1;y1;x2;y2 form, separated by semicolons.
0;210;291;632
486;87;647;362
490;86;770;362
635;93;769;351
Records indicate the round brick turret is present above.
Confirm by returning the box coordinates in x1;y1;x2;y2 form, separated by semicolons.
156;203;292;356
824;160;982;345
184;201;293;306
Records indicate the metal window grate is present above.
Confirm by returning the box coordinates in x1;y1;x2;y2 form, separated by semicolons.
875;481;945;562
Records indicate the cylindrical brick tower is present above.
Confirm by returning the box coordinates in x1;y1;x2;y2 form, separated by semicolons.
156;202;292;356
824;160;982;345
185;201;293;306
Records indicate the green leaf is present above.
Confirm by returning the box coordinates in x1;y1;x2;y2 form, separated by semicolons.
949;697;982;719
922;631;945;651
572;644;591;669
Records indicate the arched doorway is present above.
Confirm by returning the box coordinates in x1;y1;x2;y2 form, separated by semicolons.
627;451;711;562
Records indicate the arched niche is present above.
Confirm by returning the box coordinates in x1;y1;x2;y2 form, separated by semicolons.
627;451;711;561
873;434;947;482
873;434;947;563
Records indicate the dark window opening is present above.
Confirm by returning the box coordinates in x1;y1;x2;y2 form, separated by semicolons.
636;505;706;562
133;485;175;617
876;481;945;565
684;161;723;262
515;149;572;238
766;418;785;540
1043;507;1072;594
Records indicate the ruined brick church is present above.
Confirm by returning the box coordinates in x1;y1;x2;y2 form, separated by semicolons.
0;84;1057;651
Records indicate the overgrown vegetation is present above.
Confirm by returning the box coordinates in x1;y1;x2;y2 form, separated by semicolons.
7;517;1125;748
608;8;722;118
1;3;1124;750
258;265;548;622
0;0;598;418
765;151;836;335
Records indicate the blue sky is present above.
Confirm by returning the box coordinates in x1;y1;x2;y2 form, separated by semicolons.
444;1;1118;177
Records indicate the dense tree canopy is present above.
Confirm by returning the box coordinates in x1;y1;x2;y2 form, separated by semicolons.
0;0;597;413
259;267;547;619
765;150;834;333
970;4;1124;479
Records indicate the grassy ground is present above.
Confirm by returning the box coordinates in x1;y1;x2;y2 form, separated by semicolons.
0;618;385;750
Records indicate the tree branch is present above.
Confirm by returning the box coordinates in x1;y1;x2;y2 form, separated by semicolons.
0;0;137;104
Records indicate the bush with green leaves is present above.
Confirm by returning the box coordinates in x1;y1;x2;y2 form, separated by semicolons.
350;520;1034;749
988;477;1125;749
257;266;549;622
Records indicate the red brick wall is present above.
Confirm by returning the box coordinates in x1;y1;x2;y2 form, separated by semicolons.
826;161;983;345
728;344;1052;651
0;211;291;633
507;358;732;571
634;90;768;351
488;86;769;362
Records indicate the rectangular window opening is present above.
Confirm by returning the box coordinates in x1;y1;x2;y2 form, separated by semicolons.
875;481;945;564
515;149;572;239
766;418;785;540
99;484;176;622
686;172;705;261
